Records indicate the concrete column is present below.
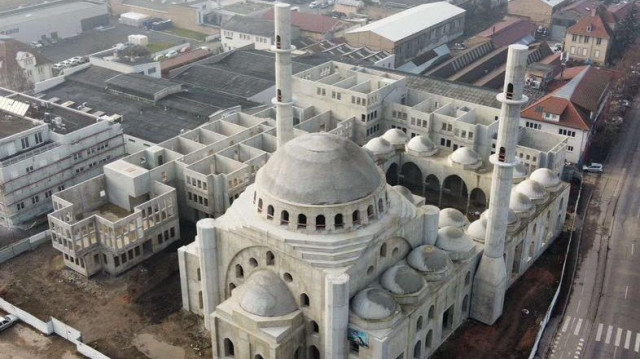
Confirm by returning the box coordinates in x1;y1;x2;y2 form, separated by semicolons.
324;273;349;359
471;45;529;325
197;218;220;329
272;3;295;148
422;205;440;245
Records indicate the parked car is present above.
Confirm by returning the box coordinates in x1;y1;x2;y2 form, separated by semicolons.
0;315;18;333
320;2;330;8
582;163;603;173
165;50;179;58
30;41;43;48
309;1;318;8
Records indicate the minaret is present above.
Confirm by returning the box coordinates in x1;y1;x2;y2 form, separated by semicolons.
272;3;295;148
470;45;529;325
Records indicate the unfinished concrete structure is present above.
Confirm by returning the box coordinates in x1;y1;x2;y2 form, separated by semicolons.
0;88;125;228
176;12;570;356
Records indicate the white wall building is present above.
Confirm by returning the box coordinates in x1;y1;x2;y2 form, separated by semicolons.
0;89;125;228
221;16;300;52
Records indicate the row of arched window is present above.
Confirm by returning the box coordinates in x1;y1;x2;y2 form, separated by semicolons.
254;192;388;231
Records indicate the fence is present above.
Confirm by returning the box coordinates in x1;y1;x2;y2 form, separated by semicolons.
0;230;50;264
0;298;109;359
528;180;585;359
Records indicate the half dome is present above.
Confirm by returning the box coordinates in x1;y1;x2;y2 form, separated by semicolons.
407;245;453;281
406;136;437;157
436;226;476;260
530;168;561;191
257;133;382;205
439;208;469;229
515;179;549;203
380;264;426;295
239;270;297;317
364;137;394;157
351;288;398;321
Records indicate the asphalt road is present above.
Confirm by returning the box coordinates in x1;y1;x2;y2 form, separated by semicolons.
548;97;640;359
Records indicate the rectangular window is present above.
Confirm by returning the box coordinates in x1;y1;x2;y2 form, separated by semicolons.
567;145;574;152
20;137;30;149
570;46;576;54
582;48;588;56
31;195;39;204
596;38;602;45
594;50;600;58
45;190;52;198
584;36;590;43
16;202;24;210
572;34;577;41
34;132;43;144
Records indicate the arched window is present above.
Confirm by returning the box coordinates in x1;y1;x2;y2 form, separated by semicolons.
281;210;289;225
300;293;310;307
249;257;258;267
425;330;433;349
316;215;326;230
310;320;319;333
224;338;235;357
392;247;399;256
277;89;282;102
257;198;263;212
465;271;471;286
309;346;320;359
462;295;469;312
506;83;514;99
298;214;307;229
367;266;374;275
380;243;387;257
367;205;374;219
276;35;282;49
266;251;275;265
335;213;344;229
295;347;303;359
378;198;384;212
416;316;423;331
414;340;422;359
352;210;360;225
255;355;264;359
229;283;236;294
428;305;435;320
498;146;506;162
283;272;293;282
235;264;244;278
267;205;274;219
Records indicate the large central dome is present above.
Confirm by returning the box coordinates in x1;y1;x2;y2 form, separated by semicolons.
256;133;382;205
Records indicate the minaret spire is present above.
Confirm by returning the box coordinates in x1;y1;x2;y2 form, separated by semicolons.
470;45;529;325
273;3;295;148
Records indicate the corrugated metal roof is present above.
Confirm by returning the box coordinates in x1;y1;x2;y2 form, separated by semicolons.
346;2;465;42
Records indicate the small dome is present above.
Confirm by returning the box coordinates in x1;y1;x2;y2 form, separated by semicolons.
530;168;561;190
436;226;476;260
382;129;409;147
393;185;413;201
467;217;487;242
509;190;534;214
257;133;382;205
406;136;437;157
364;137;394;157
515;179;549;203
479;209;518;226
407;245;453;278
351;288;398;320
450;147;481;167
239;270;297;317
380;264;426;295
439;208;469;229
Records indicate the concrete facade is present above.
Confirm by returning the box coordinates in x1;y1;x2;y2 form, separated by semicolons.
508;0;570;28
0;89;125;228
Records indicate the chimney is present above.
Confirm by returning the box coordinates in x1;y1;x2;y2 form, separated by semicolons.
272;3;295;148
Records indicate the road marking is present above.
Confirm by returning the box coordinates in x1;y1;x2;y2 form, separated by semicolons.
576;300;582;313
574;318;583;336
625;330;632;349
562;316;572;332
632;243;635;255
625;285;629;299
596;323;604;342
635;333;640;352
606;325;613;344
615;327;623;347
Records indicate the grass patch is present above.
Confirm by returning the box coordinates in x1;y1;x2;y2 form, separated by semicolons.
164;27;207;41
147;42;174;53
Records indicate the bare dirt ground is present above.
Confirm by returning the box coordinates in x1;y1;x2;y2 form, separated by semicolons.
431;230;569;359
0;229;211;359
0;317;80;359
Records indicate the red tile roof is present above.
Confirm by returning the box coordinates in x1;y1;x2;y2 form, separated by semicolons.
522;66;613;131
262;9;346;34
567;11;613;39
160;49;212;73
477;18;536;47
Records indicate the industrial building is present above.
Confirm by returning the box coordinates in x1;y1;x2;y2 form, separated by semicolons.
0;0;109;43
0;88;125;228
344;2;466;67
176;5;570;358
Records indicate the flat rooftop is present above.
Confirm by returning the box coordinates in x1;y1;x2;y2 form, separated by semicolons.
0;113;38;138
12;94;98;134
0;1;104;27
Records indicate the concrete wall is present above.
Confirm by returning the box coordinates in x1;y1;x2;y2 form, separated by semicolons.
0;230;50;264
507;0;562;27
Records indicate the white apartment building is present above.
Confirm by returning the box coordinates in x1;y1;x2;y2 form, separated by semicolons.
0;89;125;228
221;16;300;52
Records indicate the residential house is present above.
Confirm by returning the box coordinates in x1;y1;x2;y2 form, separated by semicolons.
0;37;54;90
564;8;613;65
508;0;572;28
520;65;613;163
